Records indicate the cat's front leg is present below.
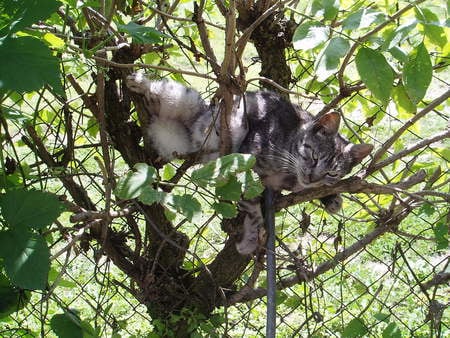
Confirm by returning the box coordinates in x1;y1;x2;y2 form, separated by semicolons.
320;194;343;214
235;199;264;255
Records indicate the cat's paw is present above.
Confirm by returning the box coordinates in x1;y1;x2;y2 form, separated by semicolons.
235;236;258;255
320;194;343;214
126;72;150;93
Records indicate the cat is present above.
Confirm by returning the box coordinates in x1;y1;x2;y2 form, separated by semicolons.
125;73;373;255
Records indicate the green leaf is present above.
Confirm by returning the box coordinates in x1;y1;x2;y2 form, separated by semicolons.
242;171;264;200
415;8;447;48
0;273;31;318
0;36;63;94
191;153;256;187
165;194;201;221
48;268;77;289
215;176;242;201
382;322;402;338
402;42;432;104
374;312;391;322
342;318;368;338
117;22;168;44
392;85;416;116
138;186;166;205
315;37;350;81
342;9;386;30
311;0;339;20
434;219;448;251
211;202;237;219
161;163;176;181
389;46;408;63
0;230;50;290
383;22;417;51
0;189;64;230
292;21;330;50
0;107;31;124
114;163;157;199
355;47;394;105
0;0;61;37
50;311;84;338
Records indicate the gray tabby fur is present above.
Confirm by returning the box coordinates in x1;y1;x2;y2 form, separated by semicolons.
126;73;373;255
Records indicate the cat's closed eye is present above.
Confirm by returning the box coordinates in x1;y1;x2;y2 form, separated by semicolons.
326;171;339;178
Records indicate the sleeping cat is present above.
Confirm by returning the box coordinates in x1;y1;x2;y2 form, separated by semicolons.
126;73;373;255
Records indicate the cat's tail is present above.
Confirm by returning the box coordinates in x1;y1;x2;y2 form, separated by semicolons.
126;73;206;122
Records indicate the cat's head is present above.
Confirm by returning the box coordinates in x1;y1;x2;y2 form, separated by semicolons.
292;112;373;188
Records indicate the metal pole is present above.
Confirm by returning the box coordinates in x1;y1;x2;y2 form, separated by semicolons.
264;188;276;338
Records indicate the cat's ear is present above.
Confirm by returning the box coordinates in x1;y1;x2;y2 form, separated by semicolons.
313;112;340;135
345;143;374;163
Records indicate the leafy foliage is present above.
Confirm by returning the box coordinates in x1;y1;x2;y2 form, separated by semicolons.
0;0;448;337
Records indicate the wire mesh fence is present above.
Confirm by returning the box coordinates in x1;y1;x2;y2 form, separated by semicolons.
1;0;449;337
1;65;448;337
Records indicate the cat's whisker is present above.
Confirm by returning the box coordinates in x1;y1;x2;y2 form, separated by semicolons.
126;74;374;255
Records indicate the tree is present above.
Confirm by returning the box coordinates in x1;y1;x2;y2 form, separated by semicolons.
0;0;448;337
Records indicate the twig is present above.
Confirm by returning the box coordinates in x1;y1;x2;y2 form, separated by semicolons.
228;204;413;304
247;77;318;99
338;0;426;89
70;207;136;223
368;89;450;167
83;53;216;80
193;1;221;76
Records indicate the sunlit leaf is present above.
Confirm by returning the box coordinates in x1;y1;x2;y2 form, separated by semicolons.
342;9;386;30
114;163;157;200
242;171;264;200
392;85;416;116
383;22;417;51
315;37;350;81
355;47;393;105
292;21;330;50
117;22;169;44
311;0;339;20
161;163;176;181
43;33;65;49
415;8;447;48
191;154;256;187
403;42;432;104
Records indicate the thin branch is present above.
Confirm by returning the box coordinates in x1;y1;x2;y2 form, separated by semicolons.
275;172;427;211
367;129;450;174
338;0;426;89
368;89;450;167
228;204;413;304
85;53;216;80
